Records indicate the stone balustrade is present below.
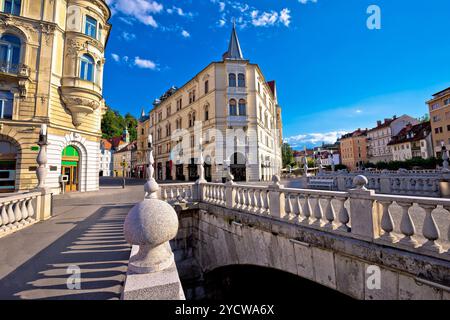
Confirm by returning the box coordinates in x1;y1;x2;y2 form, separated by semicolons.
159;176;450;262
160;183;195;203
0;191;52;238
307;170;447;197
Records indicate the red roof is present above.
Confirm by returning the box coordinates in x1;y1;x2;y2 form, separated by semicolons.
101;139;112;150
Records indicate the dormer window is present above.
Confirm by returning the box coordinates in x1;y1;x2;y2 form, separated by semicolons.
85;15;98;39
3;0;21;16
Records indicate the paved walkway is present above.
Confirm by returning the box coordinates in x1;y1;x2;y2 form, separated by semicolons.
0;185;144;300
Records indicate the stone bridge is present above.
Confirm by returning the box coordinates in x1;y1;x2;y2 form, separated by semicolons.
156;176;450;300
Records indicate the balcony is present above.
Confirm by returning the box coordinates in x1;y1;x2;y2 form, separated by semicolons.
0;62;31;97
227;115;248;127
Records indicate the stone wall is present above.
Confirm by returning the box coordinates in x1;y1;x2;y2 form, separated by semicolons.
172;203;450;300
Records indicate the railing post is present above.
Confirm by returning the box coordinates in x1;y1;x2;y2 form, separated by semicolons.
336;173;346;191
348;175;380;240
36;192;52;221
379;170;392;194
225;172;235;208
268;175;285;219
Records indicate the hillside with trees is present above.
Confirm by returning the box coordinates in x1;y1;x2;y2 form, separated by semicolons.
101;109;138;141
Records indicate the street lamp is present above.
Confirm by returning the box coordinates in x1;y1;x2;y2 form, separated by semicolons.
121;155;126;189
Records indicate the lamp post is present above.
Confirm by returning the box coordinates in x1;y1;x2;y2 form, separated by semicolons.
121;155;126;189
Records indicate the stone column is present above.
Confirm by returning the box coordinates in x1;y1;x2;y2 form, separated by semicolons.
348;175;379;241
268;175;285;219
122;141;184;300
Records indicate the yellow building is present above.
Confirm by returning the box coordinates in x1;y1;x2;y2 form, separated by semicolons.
136;25;283;182
0;0;111;193
427;87;450;157
339;129;368;171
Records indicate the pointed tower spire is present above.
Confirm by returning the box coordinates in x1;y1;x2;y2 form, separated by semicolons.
223;19;244;60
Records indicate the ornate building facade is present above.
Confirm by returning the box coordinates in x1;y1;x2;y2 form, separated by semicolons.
0;0;111;193
136;25;283;182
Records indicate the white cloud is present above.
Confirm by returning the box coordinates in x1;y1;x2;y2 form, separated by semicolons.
298;0;318;4
279;8;291;27
111;53;120;62
285;131;348;147
134;56;158;70
107;0;163;28
121;32;136;41
181;30;191;38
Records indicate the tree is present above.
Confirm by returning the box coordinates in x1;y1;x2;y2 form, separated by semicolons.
101;109;138;141
282;143;294;168
418;113;430;123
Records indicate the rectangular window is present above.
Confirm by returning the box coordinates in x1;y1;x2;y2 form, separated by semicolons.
432;115;441;122
0;91;13;119
431;102;440;110
3;0;21;16
444;98;450;106
85;16;98;39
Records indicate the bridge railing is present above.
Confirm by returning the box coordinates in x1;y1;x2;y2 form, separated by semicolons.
0;190;52;238
159;176;450;261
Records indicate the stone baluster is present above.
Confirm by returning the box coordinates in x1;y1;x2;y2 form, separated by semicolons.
285;193;292;218
234;187;240;209
0;205;7;233
294;194;302;223
262;190;269;215
26;198;35;223
14;201;24;227
225;174;236;208
324;197;336;230
7;202;16;229
36;124;48;190
312;196;324;227
239;188;245;209
398;201;418;247
301;195;312;224
337;197;350;232
162;188;168;201
420;204;442;253
378;201;396;242
20;199;29;225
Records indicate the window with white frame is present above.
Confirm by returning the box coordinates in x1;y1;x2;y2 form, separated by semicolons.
0;90;13;119
85;15;98;39
80;54;95;81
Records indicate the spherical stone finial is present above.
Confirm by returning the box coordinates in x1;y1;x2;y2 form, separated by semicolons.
124;199;179;273
353;175;368;190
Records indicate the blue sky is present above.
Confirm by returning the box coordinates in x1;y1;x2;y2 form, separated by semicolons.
103;0;450;149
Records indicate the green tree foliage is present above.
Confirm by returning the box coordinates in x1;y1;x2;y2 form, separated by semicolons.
418;113;430;123
101;109;138;141
282;143;295;168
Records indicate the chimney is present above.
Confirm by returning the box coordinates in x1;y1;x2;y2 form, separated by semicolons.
377;120;382;126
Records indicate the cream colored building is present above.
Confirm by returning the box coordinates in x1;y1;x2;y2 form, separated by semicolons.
367;115;418;163
137;25;283;182
0;0;111;193
389;122;433;161
427;87;450;157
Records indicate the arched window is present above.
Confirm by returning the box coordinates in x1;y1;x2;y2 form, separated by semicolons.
3;0;21;16
85;15;98;39
80;54;95;82
238;73;245;87
204;105;209;121
229;99;237;116
0;34;21;74
0;90;13;119
229;74;236;87
204;80;209;94
238;99;246;116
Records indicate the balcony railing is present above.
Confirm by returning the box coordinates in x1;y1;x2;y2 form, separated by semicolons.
0;62;20;75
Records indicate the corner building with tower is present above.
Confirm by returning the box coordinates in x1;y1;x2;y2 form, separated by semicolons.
0;0;111;193
137;24;283;183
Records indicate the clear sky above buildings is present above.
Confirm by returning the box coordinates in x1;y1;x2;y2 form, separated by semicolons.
103;0;450;149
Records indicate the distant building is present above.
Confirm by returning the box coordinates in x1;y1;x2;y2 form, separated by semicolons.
339;129;368;171
388;122;433;161
367;115;419;163
427;87;450;157
99;139;113;177
113;141;136;177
